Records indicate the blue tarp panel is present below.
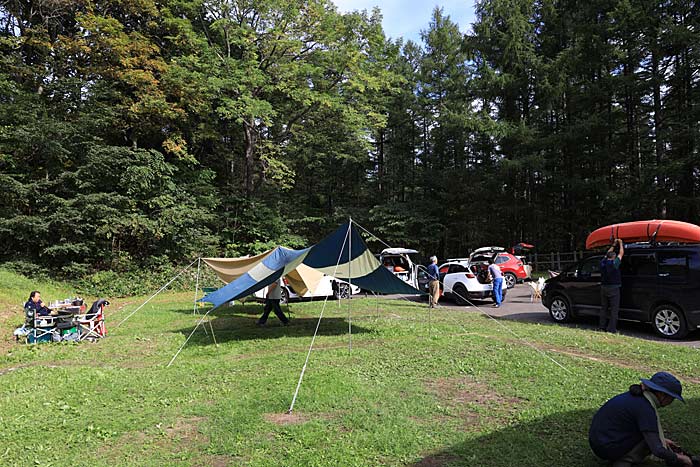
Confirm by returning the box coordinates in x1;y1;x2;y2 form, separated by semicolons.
200;246;309;309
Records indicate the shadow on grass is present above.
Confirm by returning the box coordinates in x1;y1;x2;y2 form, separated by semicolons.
175;314;373;346
410;398;700;467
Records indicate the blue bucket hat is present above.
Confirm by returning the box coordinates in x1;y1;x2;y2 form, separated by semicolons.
641;372;684;403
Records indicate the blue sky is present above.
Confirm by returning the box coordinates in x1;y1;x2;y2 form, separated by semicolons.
333;0;476;43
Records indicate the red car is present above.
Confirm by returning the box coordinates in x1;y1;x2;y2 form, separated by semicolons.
466;247;531;288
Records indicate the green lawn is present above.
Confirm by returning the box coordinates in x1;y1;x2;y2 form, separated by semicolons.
1;269;699;466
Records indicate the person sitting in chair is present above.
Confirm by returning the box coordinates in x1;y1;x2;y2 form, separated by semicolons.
25;291;51;317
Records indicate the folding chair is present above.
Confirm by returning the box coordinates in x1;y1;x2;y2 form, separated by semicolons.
31;314;59;343
76;299;108;341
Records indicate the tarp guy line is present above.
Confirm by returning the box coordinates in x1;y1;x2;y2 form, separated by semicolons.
288;223;351;414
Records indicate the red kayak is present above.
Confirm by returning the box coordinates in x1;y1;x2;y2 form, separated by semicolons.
586;220;700;249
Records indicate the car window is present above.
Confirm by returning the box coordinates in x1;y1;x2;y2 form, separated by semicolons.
658;252;689;278
449;264;468;273
579;258;601;277
495;255;509;264
621;253;657;276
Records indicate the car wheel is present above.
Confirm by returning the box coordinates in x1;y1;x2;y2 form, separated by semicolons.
548;296;572;323
334;283;350;300
452;284;469;306
652;305;688;339
281;288;290;304
504;272;517;289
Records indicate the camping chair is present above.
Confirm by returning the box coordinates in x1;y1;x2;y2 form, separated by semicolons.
528;281;542;302
76;299;108;341
32;313;59;343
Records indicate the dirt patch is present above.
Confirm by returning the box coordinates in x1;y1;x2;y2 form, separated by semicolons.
98;416;211;461
423;377;523;430
264;412;309;425
163;416;209;444
194;455;240;467
529;344;700;385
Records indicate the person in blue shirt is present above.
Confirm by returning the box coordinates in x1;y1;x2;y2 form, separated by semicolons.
589;372;696;467
24;291;51;317
599;239;624;332
426;256;440;307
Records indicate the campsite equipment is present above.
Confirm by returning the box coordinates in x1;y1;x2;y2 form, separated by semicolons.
586;220;700;249
199;223;422;310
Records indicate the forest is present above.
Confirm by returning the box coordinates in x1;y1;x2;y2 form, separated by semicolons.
1;0;699;278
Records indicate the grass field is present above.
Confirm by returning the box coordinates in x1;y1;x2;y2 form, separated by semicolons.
1;268;699;466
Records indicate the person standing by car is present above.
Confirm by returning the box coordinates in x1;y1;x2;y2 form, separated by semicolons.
488;257;504;308
599;238;624;333
256;278;290;326
589;372;696;467
427;256;440;307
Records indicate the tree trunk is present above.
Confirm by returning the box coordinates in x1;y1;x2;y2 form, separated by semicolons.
243;121;256;197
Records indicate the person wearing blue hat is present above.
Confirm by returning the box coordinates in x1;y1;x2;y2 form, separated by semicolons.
589;372;696;466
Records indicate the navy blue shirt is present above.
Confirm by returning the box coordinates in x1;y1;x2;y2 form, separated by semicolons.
427;263;439;281
600;257;622;287
589;391;659;460
25;299;50;317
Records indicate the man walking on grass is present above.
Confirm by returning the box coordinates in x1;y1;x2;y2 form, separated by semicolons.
256;278;290;326
600;238;624;333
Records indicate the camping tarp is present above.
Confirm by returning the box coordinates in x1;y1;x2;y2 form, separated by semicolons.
200;222;423;309
203;252;324;296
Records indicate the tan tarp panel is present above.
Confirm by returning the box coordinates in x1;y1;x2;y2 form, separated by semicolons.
202;250;275;284
284;263;324;296
203;250;325;296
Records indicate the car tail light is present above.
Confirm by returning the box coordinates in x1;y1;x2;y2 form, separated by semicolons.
282;277;289;285
465;273;475;279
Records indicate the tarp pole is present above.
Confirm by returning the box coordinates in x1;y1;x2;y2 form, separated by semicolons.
348;218;352;352
192;257;201;315
429;300;432;338
116;258;198;328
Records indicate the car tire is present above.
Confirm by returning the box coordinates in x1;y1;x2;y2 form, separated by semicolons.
504;272;517;289
548;295;572;323
452;284;469;306
334;283;351;300
651;304;688;339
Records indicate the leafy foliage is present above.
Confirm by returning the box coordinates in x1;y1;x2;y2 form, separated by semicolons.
1;0;700;278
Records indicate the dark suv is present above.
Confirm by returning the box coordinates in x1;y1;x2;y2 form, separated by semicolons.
541;244;700;339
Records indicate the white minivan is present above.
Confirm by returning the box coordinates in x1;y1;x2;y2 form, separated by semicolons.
379;248;421;289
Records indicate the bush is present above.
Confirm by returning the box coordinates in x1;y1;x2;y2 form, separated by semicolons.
75;261;218;297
